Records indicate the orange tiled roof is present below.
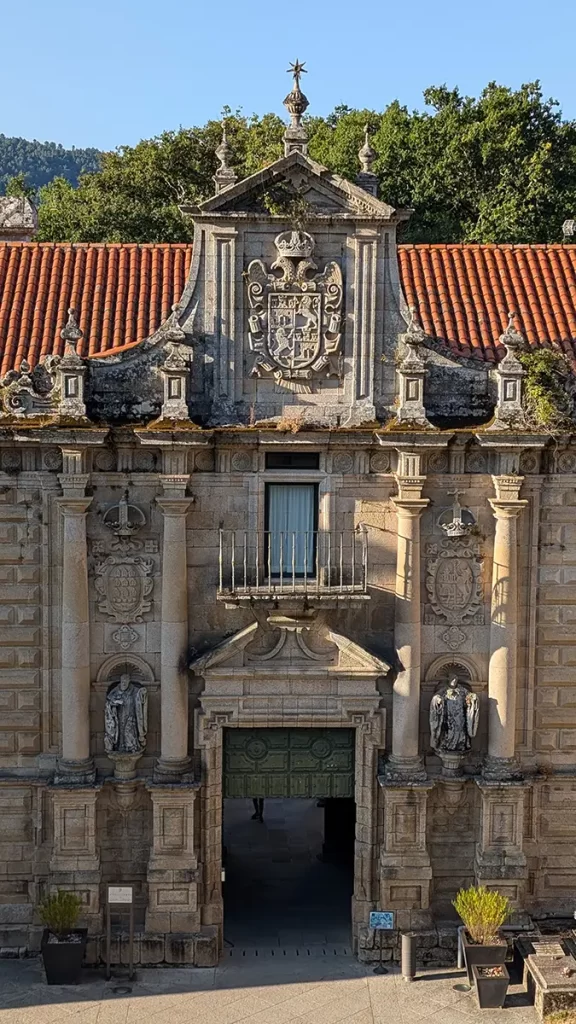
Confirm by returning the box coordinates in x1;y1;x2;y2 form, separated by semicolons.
2;241;576;376
0;242;192;376
399;243;576;364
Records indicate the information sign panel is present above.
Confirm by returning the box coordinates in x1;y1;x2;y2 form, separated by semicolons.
108;886;133;904
369;911;395;930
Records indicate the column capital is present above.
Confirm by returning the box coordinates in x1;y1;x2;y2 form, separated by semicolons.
491;473;524;502
55;494;92;516
392;496;429;517
159;473;190;498
57;472;90;499
488;498;528;520
156;494;193;517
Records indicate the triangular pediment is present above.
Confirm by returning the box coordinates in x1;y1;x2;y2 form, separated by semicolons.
198;152;396;220
189;619;390;675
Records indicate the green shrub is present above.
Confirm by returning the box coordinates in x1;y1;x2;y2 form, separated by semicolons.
452;885;510;944
38;890;82;939
517;349;573;431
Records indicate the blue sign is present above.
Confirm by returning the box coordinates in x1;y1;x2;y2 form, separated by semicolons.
369;911;395;930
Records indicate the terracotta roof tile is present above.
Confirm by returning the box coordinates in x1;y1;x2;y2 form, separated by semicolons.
399;243;576;365
0;242;192;376
2;241;576;377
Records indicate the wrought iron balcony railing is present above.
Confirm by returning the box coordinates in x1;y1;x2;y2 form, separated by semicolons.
218;529;368;599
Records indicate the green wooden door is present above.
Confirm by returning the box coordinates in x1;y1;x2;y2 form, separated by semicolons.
223;728;355;799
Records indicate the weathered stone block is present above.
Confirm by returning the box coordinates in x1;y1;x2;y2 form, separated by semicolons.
166;934;195;964
140;935;165;964
194;927;218;968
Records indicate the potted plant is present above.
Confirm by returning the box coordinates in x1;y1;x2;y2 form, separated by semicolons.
453;885;510;984
38;890;87;984
471;964;510;1009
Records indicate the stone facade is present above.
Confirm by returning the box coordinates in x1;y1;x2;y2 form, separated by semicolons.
1;72;576;964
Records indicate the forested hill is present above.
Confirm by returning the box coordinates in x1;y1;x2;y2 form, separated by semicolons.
0;134;102;194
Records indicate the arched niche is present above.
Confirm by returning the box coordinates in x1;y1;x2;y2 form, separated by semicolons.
424;654;483;688
95;654;157;690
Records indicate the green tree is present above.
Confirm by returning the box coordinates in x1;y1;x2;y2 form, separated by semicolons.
4;172;36;200
0;134;101;194
34;81;576;244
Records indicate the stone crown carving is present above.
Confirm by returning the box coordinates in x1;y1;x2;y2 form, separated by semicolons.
275;230;315;258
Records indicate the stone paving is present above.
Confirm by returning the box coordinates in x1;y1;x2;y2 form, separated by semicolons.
0;955;540;1024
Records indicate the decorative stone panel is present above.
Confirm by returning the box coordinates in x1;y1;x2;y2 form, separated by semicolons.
0;486;42;766
146;786;200;934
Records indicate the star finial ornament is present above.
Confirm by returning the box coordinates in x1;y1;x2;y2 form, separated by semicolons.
287;60;307;87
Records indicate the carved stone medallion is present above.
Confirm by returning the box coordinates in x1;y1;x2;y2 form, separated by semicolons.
426;538;483;625
246;230;343;387
95;555;153;622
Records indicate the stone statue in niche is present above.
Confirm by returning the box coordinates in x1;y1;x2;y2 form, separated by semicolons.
104;673;148;780
429;676;479;777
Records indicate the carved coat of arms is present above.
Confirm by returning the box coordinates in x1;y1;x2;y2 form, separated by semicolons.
246;230;343;386
95;555;153;622
426;539;483;625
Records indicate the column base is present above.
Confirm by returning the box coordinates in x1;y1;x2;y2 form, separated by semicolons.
54;757;96;786
153;757;192;783
383;754;427;784
482;755;524;782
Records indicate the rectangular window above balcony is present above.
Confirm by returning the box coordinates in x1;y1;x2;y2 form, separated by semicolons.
265;483;317;576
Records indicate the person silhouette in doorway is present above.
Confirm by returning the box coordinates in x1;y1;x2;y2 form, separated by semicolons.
251;798;264;822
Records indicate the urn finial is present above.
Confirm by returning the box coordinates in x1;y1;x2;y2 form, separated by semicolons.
283;60;309;157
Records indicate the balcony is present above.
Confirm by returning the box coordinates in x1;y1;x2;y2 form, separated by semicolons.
217;529;370;607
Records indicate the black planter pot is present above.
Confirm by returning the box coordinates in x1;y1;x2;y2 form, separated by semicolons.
41;928;88;985
472;964;510;1009
463;931;507;984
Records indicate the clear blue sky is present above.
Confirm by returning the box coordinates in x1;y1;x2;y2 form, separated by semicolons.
3;0;576;151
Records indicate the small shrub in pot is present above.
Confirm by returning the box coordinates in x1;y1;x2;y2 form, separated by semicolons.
38;890;87;985
453;885;510;982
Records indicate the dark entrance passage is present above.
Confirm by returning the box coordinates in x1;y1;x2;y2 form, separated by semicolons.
222;797;355;950
222;727;356;949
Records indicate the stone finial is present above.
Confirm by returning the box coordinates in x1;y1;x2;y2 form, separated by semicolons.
213;124;238;194
57;309;87;419
404;306;428;349
283;60;309;157
60;308;83;353
489;312;526;430
163;304;186;343
356;125;379;197
499;311;525;356
359;125;376;173
395;307;431;426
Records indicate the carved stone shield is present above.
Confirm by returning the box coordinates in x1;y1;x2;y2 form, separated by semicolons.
95;555;153;622
435;557;473;614
246;230;343;386
426;540;483;625
268;293;322;371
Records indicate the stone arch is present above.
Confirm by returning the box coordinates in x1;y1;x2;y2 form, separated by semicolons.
96;653;155;687
425;654;480;685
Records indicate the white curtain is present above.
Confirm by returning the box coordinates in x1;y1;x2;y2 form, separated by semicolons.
267;484;315;576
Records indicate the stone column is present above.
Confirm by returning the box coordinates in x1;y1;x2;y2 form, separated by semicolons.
485;475;527;780
387;458;428;781
55;470;94;784
155;476;192;780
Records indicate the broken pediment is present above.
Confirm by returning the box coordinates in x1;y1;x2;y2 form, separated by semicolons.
189;617;391;677
196;152;397;221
